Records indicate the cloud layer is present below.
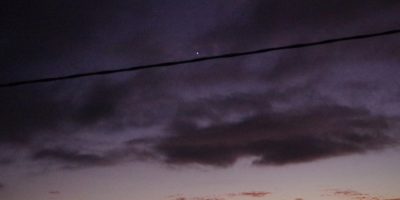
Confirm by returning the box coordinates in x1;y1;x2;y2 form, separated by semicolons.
1;1;400;173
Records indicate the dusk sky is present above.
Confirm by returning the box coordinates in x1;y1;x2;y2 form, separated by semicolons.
1;1;400;200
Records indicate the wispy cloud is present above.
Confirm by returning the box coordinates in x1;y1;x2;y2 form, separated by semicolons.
325;189;400;200
168;191;271;200
48;190;61;195
31;143;156;169
228;191;271;198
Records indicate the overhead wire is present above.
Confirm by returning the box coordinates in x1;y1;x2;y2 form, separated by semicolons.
1;28;400;88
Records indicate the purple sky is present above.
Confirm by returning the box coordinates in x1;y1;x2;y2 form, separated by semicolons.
1;1;400;200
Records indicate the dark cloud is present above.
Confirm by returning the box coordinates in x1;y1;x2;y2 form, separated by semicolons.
0;182;3;189
10;85;400;169
157;104;395;167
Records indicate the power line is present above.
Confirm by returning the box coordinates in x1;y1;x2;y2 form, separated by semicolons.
1;28;400;88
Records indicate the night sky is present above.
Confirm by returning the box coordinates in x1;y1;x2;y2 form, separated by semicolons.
1;1;400;200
